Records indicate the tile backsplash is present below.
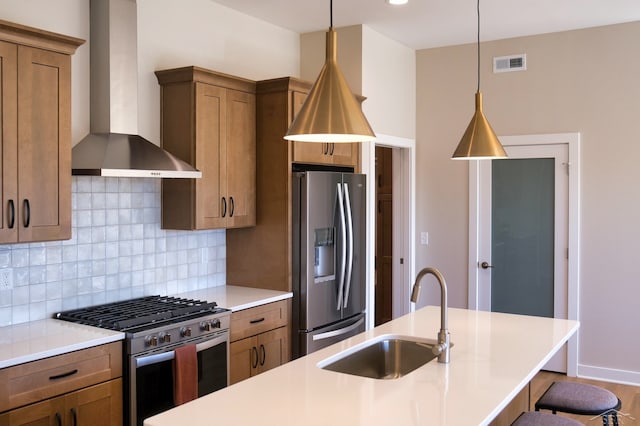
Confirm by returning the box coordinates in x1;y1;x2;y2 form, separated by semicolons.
0;177;226;326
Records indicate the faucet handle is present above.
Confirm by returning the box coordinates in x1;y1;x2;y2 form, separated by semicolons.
432;343;446;356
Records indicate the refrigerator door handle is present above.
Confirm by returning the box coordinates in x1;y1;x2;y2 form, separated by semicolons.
336;183;347;311
312;317;365;341
342;183;354;308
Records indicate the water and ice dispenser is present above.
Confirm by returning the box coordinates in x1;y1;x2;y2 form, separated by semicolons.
314;227;335;283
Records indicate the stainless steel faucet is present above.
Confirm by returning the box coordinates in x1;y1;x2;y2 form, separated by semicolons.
411;267;451;363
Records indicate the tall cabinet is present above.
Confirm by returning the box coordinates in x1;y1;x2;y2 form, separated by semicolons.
155;66;256;230
226;77;361;292
0;20;83;244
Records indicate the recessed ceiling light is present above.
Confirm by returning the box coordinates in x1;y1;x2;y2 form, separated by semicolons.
386;0;408;5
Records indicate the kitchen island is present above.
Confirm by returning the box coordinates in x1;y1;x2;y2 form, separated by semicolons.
144;306;579;426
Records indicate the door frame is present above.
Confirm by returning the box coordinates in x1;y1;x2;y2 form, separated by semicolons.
362;134;416;330
467;133;580;376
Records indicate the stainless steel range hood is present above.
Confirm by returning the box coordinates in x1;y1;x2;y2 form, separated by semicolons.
72;0;201;178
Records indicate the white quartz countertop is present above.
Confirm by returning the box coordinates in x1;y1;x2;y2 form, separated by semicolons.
145;306;579;426
176;285;292;311
0;285;289;369
0;319;124;369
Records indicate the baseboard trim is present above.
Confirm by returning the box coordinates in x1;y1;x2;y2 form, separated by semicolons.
578;364;640;386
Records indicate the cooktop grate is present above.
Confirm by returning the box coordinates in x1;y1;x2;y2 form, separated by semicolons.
55;295;223;331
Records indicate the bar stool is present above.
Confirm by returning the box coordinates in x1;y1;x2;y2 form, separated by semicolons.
535;382;622;426
512;411;584;425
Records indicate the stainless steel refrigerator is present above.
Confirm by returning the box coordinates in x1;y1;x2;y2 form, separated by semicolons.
292;171;367;358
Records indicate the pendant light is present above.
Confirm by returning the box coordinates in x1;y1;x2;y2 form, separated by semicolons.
451;0;507;160
284;0;376;143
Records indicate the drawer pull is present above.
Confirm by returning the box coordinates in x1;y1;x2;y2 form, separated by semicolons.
49;369;78;380
249;317;265;324
56;412;62;426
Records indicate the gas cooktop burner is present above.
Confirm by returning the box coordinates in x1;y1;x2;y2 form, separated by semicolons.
55;295;226;332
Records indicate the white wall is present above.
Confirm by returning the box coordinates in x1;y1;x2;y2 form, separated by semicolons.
416;22;640;384
361;26;415;140
137;0;300;144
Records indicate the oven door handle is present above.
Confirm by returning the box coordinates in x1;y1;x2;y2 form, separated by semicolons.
135;333;228;368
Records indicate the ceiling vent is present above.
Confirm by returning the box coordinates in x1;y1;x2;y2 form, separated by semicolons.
493;54;527;73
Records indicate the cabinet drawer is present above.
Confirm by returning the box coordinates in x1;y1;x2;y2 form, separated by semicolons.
0;341;122;413
230;300;289;342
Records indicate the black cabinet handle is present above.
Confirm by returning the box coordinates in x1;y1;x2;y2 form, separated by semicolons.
23;199;30;228
71;407;77;426
249;317;265;324
49;369;78;380
323;143;328;155
55;413;62;426
221;197;227;218
329;143;335;155
8;200;14;229
251;346;258;369
229;197;234;217
260;344;266;366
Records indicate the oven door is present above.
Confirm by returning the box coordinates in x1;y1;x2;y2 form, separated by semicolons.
130;330;228;426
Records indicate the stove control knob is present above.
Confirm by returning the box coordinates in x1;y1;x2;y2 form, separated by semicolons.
145;335;158;347
211;318;221;329
180;327;192;338
200;321;211;332
159;332;171;344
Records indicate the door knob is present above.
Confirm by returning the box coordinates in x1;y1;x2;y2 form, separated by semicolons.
480;262;494;269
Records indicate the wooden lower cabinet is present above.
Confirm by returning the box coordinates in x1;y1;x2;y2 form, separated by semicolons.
228;300;290;385
0;378;122;426
0;342;123;426
229;327;288;385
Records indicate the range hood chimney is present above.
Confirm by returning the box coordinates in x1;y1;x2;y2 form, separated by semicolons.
72;0;201;178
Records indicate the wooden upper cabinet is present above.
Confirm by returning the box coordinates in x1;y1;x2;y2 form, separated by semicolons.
155;66;256;230
226;76;365;293
289;89;361;169
0;40;18;244
0;20;83;244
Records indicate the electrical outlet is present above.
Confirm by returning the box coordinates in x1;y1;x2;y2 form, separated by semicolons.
0;268;13;290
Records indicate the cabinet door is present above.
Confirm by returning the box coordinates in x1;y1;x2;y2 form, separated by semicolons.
257;326;289;374
17;45;71;242
290;91;359;168
194;82;227;229
329;143;359;167
229;336;257;385
66;379;122;426
0;41;17;244
225;89;255;228
0;395;65;426
290;91;326;165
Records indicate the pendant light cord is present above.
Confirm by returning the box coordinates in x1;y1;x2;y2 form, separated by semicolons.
477;0;480;93
330;0;333;28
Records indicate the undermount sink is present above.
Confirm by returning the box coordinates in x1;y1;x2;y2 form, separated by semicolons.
318;334;452;380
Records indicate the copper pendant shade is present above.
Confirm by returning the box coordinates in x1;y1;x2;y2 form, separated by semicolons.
451;0;507;160
284;26;375;143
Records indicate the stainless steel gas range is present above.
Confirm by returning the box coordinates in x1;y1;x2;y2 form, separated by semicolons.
56;295;231;426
